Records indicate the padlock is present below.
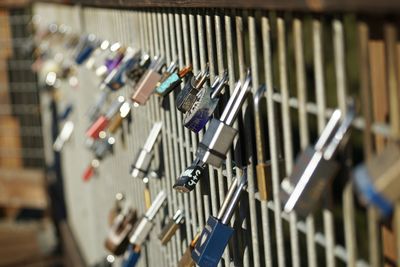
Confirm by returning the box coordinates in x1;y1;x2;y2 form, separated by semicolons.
105;205;138;256
87;90;110;122
130;121;163;179
108;192;125;225
143;178;152;210
158;209;184;245
156;61;178;87
353;143;400;217
74;34;99;65
178;233;201;267
173;70;252;193
253;85;273;201
107;100;132;134
101;43;125;76
280;105;355;216
103;48;142;91
86;96;125;139
121;244;141;267
192;171;248;267
131;56;165;105
154;65;193;96
183;71;228;133
58;103;73;121
128;190;167;247
125;53;151;83
85;40;110;70
53;121;74;152
82;159;100;182
176;66;209;113
93;134;115;160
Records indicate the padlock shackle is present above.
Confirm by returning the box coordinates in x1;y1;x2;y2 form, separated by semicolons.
219;171;248;225
314;109;342;151
144;190;167;220
143;121;163;152
178;65;193;78
220;70;252;126
324;105;355;159
210;70;228;99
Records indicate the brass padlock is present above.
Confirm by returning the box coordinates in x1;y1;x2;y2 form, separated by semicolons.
158;209;184;245
178;233;200;267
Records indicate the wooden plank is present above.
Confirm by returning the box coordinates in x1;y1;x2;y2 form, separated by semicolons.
0;117;22;168
0;168;47;209
35;0;400;13
0;10;12;59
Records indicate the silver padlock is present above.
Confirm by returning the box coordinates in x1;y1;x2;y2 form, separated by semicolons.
53;121;74;152
130;121;163;179
280;105;355;216
128;190;167;247
183;71;228;133
173;70;251;193
176;67;209;113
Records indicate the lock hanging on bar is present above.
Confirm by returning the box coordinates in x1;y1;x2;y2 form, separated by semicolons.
173;70;252;193
85;39;110;70
74;34;100;65
104;203;138;256
121;244;141;267
86;96;125;139
176;66;209;113
53;121;74;152
192;171;248;267
178;233;201;267
130;121;163;179
158;209;185;245
128;190;167;247
353;143;400;217
183;71;228;133
280;104;356;216
131;56;165;105
155;64;193;96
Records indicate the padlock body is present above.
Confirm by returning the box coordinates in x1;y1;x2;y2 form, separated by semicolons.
82;165;95;181
197;118;237;168
155;73;181;96
86;115;108;139
179;246;195;267
75;46;94;65
129;217;153;246
159;219;180;245
192;216;234;267
184;87;219;133
130;149;153;179
122;245;140;267
94;139;113;159
280;147;339;216
176;78;199;113
105;215;132;255
131;70;161;105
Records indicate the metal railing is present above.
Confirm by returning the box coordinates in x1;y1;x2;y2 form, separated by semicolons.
33;3;399;266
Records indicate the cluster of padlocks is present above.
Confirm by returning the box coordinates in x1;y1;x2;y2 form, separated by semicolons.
33;21;400;267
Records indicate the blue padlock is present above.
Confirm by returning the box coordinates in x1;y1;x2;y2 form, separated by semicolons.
122;245;141;267
154;64;192;96
75;35;98;65
58;103;73;121
353;144;400;218
192;171;248;267
183;71;228;133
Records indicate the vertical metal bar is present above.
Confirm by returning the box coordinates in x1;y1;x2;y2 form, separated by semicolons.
249;11;273;267
174;11;194;244
277;16;300;267
333;18;357;267
293;17;317;267
313;18;336;267
262;14;286;267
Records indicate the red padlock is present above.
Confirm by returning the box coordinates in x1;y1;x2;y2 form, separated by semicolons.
86;96;125;139
82;159;99;181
